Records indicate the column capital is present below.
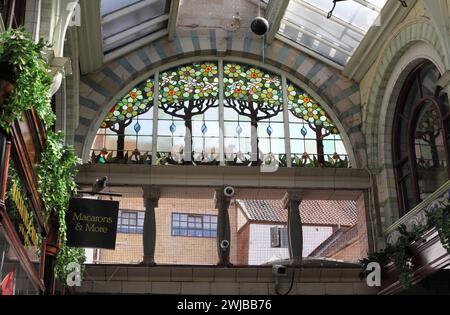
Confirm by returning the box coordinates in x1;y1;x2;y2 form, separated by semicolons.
282;190;304;209
214;186;234;209
142;186;160;200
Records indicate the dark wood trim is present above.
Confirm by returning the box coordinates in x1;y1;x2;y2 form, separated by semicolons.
24;110;44;159
10;120;47;235
0;134;11;202
29;109;47;153
393;61;450;217
0;204;45;292
6;0;26;28
379;228;450;295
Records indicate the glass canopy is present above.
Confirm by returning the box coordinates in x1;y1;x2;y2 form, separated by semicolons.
101;0;169;54
273;0;387;66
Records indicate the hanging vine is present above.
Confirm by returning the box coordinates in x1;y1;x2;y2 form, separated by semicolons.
37;130;84;283
0;27;55;132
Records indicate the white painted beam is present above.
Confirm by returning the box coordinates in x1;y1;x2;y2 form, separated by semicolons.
343;0;417;81
78;0;103;74
265;0;289;44
167;0;180;41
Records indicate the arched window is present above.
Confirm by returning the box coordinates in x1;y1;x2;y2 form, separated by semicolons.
91;61;348;167
393;61;450;216
91;79;155;163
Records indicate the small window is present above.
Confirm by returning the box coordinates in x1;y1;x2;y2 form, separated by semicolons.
171;213;217;238
271;227;288;248
117;210;144;234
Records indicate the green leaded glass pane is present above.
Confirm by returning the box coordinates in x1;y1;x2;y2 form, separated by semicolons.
159;62;219;105
223;63;283;107
287;83;339;134
101;78;155;128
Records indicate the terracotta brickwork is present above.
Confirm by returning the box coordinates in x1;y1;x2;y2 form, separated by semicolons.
330;239;361;262
99;233;143;264
236;223;250;266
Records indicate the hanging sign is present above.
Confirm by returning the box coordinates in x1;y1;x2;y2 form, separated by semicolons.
66;198;119;249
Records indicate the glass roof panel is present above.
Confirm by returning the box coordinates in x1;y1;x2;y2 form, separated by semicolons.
101;0;169;54
275;0;387;66
101;0;143;16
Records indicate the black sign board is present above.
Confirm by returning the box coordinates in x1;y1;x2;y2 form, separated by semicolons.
66;198;119;249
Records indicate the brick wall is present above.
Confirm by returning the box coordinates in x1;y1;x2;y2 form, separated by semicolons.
99;233;143;264
96;187;238;265
356;193;370;258
237;223;250;265
330;239;362;262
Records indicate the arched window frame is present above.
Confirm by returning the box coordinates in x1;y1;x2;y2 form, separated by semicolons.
90;58;352;168
393;61;450;216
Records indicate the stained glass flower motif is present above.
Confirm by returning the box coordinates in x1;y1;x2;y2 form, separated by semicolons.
100;79;154;128
287;84;339;134
223;63;282;107
159;62;219;105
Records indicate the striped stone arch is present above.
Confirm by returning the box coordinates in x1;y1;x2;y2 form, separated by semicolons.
76;32;364;165
364;19;447;169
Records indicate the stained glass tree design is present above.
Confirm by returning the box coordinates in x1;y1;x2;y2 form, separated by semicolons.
287;83;339;165
415;102;443;168
100;79;154;159
159;62;219;162
223;63;283;164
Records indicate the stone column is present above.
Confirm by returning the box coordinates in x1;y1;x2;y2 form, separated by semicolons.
283;190;303;265
215;187;233;266
142;186;160;265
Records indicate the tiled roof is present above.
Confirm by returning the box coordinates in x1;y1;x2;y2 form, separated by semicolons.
237;199;357;226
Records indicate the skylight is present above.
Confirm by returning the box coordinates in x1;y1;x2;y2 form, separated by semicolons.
276;0;387;66
101;0;169;54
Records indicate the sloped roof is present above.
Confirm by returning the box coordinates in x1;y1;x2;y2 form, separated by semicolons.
237;199;357;226
308;225;359;258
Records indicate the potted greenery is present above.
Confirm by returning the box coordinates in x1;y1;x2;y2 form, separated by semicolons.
0;27;55;133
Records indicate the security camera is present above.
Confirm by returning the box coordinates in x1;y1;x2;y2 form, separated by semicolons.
220;240;230;250
272;265;287;277
251;16;269;36
224;186;235;198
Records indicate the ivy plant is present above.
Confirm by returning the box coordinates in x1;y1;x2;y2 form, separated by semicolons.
1;27;85;286
37;130;84;283
427;204;450;254
360;215;441;289
0;27;55;132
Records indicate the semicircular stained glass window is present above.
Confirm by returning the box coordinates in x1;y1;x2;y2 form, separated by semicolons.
91;78;155;164
90;61;348;167
287;82;348;167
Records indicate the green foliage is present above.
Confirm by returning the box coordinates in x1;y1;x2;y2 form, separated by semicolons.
0;28;55;132
360;223;429;288
55;246;86;283
1;27;85;286
427;204;450;254
37;130;84;284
